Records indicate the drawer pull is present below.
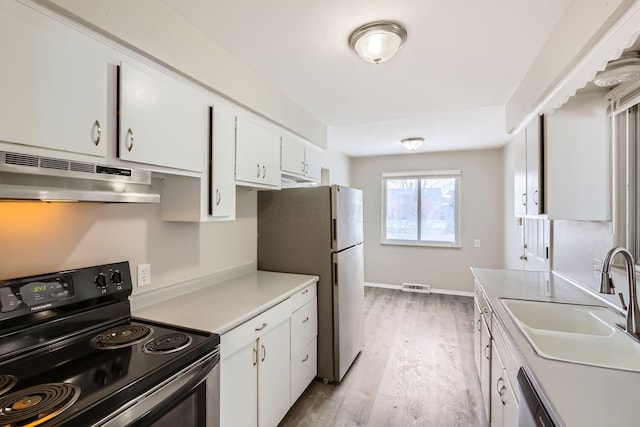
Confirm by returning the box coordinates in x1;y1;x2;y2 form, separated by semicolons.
255;322;267;332
301;289;309;295
302;354;309;363
261;344;266;362
253;347;257;366
476;319;481;331
302;316;310;323
484;344;490;360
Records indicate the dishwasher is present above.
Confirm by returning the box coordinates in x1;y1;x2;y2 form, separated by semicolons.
517;368;556;427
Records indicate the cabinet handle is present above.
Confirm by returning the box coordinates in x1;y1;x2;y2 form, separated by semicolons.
301;289;309;295
521;193;526;206
484;344;490;360
253;347;257;366
257;164;261;178
304;162;309;175
261;344;266;362
254;322;267;332
91;120;102;146
302;316;310;323
482;307;489;314
302;354;309;363
496;377;504;393
301;161;306;173
262;165;266;178
533;190;538;205
519;255;528;261
216;189;221;206
126;128;134;152
476;319;481;331
499;386;507;405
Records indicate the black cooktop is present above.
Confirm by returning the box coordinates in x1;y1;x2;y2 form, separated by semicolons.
0;317;219;426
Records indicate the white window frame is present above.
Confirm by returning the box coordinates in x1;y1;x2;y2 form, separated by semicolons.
381;170;461;248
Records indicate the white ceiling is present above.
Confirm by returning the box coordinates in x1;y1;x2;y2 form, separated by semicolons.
165;0;571;157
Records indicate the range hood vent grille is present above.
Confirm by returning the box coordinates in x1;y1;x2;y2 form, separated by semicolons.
0;151;160;203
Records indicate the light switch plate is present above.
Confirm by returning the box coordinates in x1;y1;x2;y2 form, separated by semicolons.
138;263;151;287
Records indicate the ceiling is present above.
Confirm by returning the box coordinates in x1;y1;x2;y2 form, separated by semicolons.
165;0;571;157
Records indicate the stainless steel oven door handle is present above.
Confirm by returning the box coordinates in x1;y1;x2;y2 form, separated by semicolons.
96;349;219;427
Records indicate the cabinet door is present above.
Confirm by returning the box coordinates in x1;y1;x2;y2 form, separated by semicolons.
119;61;206;172
220;341;258;427
473;297;483;377
513;129;527;216
480;317;491;421
210;104;236;219
304;148;322;182
281;137;306;176
235;117;281;188
0;3;107;158
258;319;290;427
526;116;543;215
490;341;505;427
545;92;609;220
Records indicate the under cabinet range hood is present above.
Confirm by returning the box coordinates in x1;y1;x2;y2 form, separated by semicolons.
0;151;160;203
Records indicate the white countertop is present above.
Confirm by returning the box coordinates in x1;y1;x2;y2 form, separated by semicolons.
133;270;318;335
471;268;638;427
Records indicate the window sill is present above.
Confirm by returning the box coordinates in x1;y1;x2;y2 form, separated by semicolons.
381;240;461;249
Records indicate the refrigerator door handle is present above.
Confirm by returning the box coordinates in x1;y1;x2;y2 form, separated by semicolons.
334;262;338;286
332;218;337;243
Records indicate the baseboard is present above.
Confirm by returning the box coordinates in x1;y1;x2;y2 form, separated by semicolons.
365;281;473;297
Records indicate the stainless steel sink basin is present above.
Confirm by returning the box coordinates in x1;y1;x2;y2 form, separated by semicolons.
500;299;640;372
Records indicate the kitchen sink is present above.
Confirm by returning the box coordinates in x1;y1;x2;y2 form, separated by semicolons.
500;299;640;372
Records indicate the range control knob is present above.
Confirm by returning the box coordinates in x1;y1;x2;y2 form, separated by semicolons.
111;271;123;284
95;273;107;288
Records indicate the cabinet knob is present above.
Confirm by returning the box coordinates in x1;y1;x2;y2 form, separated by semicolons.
126;128;134;152
91;120;102;146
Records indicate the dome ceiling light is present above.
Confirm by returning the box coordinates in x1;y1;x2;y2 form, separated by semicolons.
594;51;640;87
400;137;424;151
348;21;407;64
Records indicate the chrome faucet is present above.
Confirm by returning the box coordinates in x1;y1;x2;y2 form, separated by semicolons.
600;247;640;336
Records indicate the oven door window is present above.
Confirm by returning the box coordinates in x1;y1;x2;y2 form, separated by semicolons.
149;382;207;427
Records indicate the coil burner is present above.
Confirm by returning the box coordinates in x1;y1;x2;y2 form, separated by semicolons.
0;383;80;426
0;375;17;396
90;325;153;349
142;333;193;355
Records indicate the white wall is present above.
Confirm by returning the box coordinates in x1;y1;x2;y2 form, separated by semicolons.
351;149;504;293
318;146;351;186
40;0;326;148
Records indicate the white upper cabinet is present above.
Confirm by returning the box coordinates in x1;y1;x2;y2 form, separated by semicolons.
0;2;107;158
513;115;544;216
281;136;321;183
235;116;281;188
545;92;609;220
118;61;206;172
210;103;237;219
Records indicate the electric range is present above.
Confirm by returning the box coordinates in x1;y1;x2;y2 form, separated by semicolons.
0;262;220;427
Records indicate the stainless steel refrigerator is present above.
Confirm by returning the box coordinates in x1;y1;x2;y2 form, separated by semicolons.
258;185;364;383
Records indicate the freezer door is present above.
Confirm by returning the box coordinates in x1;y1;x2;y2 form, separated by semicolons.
331;186;363;251
332;243;364;381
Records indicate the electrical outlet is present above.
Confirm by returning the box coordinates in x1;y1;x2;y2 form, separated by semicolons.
474;239;481;248
593;258;602;279
138;264;151;287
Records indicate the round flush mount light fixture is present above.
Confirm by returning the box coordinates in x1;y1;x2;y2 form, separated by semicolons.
348;21;407;64
594;51;640;87
400;137;424;151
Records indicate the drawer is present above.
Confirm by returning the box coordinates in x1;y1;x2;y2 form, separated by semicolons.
291;298;317;353
290;283;316;312
291;337;317;405
220;298;291;359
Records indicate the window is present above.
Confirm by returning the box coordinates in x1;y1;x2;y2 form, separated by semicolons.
382;170;460;247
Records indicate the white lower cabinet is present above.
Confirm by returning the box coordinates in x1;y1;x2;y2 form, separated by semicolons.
220;282;318;427
220;300;291;427
490;341;519;427
480;315;492;420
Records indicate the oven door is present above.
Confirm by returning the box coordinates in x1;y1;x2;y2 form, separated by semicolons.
97;348;220;427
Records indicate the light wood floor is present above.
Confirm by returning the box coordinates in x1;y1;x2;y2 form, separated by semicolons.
279;287;488;427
